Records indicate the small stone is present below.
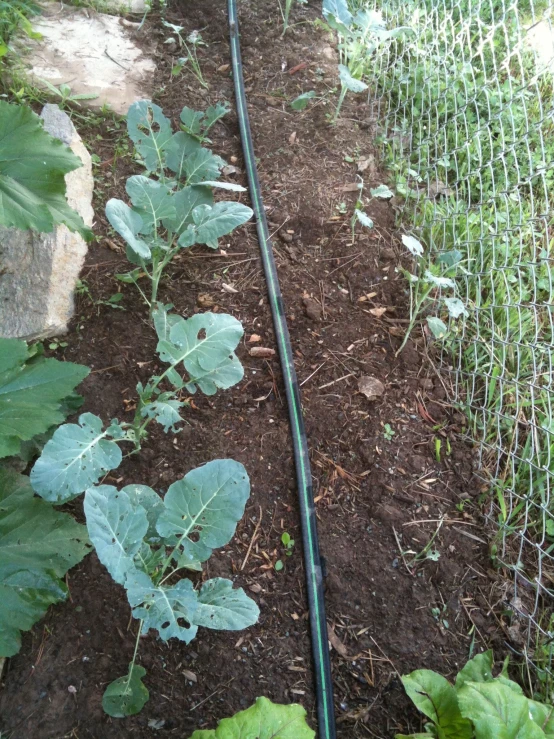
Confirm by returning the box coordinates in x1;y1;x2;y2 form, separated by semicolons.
302;297;322;321
279;230;293;243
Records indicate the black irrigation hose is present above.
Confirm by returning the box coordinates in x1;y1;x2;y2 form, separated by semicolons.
227;3;337;737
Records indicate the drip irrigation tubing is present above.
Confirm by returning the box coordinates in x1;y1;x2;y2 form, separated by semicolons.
227;3;337;737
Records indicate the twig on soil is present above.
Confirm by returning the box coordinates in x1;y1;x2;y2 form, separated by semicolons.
318;372;355;390
241;506;263;571
392;526;414;576
190;678;235;711
300;360;328;387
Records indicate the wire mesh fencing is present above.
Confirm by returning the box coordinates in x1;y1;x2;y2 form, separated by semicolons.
364;0;554;683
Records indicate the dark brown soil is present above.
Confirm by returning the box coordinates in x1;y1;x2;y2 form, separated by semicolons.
0;1;506;737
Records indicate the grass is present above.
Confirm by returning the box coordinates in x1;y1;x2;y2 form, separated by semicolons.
339;0;554;696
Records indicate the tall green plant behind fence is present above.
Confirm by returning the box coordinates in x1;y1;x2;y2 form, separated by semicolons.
350;0;554;679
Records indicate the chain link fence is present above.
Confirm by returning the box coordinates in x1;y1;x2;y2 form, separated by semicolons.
366;0;554;685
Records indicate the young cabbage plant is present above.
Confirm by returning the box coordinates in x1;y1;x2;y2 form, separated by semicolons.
279;0;307;36
397;234;468;355
349;177;374;244
106;100;253;307
179;102;230;144
83;458;259;717
30;306;245;503
162;23;208;88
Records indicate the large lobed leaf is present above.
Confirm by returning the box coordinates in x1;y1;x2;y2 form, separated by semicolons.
0;101;92;238
178;201;253;249
156;459;250;566
0;468;90;656
156;311;244;396
127;100;174;173
31;413;123;502
188;697;315;739
0;338;89;460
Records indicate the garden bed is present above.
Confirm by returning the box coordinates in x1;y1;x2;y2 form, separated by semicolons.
0;0;505;736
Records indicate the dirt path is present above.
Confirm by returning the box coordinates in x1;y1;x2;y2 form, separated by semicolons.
0;1;504;737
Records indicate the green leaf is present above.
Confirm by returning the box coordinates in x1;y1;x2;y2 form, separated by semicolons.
0;101;91;238
401;670;472;739
156;312;244;392
161;185;213;236
165;131;202;179
338;64;368;93
192;578;259;630
426;316;448;339
529;700;554;736
203;102;230;130
355;209;374;228
125;569;198;642
0;339;89;459
102;663;149;718
370;184;394;199
155;459;250;566
105;199;151;259
424;270;455;288
122;484;164;541
180;106;204;136
151;302;180;342
444;297;468;319
127;100;173;173
84;485;149;585
455;652;494;689
291;91;317;111
196;181;246;192
0;468;90;656
457;681;546;739
183;147;226;185
140;395;184;433
30;413;123;502
188;696;315;739
322;0;352;26
185;353;244;396
178;202;253;248
402;234;424;256
125;176;175;234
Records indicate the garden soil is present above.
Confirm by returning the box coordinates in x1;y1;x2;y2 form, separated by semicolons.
0;0;508;736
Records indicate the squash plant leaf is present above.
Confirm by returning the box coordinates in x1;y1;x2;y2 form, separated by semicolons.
125;176;175;234
188;696;316;739
125;569;199;643
102;663;149;718
192;577;259;630
0;468;90;657
84;485;149;585
457;680;546;739
105;199;151;259
155;459;250;566
401;670;473;739
156;312;243;393
0;338;89;459
127;100;173;172
178;202;253;248
0;100;92;238
31;412;124;502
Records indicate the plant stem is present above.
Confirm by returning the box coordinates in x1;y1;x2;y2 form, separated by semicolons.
333;85;347;124
124;619;144;689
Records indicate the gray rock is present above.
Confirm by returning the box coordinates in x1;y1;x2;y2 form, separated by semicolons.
0;104;93;341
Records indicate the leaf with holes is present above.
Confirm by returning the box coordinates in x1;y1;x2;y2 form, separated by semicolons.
156;459;250;566
127;100;173;173
0;338;89;460
156;312;244;393
102;663;150;718
185;353;244;396
126;569;199;643
0;468;90;657
30;413;124;502
192;578;259;630
188;697;315;739
177;202;253;248
125;176;175;234
140;394;184;433
84;485;149;585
